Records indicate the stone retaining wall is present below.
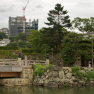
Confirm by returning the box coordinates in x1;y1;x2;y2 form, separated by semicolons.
33;66;94;88
0;66;33;86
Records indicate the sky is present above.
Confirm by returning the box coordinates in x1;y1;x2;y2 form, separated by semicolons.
0;0;94;31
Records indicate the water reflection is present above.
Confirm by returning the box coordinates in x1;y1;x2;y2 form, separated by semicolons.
0;86;94;94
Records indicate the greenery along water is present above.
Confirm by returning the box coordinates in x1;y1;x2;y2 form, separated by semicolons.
0;86;94;94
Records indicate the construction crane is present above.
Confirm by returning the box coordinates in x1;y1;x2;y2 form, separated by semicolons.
23;0;30;33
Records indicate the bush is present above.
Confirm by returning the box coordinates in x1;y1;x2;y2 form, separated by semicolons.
85;71;94;80
34;64;54;76
72;66;80;73
0;46;18;50
76;71;84;79
64;83;69;87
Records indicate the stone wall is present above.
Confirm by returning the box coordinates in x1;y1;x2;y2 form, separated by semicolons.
33;66;94;88
0;66;33;86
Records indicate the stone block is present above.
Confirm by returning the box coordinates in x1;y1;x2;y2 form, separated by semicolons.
48;71;58;77
29;74;32;79
66;73;72;79
50;66;62;71
78;84;82;87
59;71;65;79
73;82;78;86
47;81;58;87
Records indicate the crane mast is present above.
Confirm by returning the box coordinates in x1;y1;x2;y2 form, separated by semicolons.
22;0;30;33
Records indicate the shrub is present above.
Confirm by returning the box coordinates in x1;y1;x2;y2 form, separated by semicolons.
64;83;69;87
76;71;84;79
85;71;94;80
0;46;18;50
84;68;87;72
33;64;54;76
72;66;80;73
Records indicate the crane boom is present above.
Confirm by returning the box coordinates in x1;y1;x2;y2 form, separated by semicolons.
23;0;30;33
23;0;30;10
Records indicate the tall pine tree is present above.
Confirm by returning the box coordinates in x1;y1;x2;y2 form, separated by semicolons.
41;4;71;51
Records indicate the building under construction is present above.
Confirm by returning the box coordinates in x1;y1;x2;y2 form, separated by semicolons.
9;16;38;37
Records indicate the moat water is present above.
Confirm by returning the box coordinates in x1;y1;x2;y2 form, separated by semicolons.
0;85;94;94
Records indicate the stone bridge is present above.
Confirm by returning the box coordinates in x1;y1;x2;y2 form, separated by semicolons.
0;56;49;78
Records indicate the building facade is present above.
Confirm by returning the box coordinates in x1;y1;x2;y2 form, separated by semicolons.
0;39;10;46
9;16;38;37
0;28;9;37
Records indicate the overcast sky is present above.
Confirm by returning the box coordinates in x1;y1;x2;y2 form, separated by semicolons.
0;0;94;30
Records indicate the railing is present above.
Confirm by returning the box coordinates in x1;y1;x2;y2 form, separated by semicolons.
0;58;49;67
0;59;18;66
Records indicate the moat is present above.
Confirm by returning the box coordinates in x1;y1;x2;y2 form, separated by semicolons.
0;85;94;94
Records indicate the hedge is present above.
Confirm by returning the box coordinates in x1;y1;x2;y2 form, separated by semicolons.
0;46;18;50
22;49;41;53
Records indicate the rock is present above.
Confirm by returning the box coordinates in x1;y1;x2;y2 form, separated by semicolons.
58;82;64;88
66;73;72;79
79;81;85;86
90;81;94;85
69;81;73;85
47;69;49;73
54;78;61;82
67;67;72;72
33;82;37;86
46;75;48;79
59;71;65;79
79;70;85;74
78;84;82;87
64;69;69;74
50;66;62;71
44;72;47;75
38;79;43;86
71;76;76;81
43;80;48;86
48;71;58;77
61;79;70;83
86;81;90;86
73;82;78;86
43;78;46;81
87;68;92;71
47;81;58;87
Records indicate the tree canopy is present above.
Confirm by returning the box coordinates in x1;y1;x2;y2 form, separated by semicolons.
71;17;94;33
0;32;7;40
61;32;94;66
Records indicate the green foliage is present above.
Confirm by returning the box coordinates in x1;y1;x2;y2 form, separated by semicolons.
18;41;29;48
42;3;71;51
71;17;94;33
76;71;84;79
22;48;41;54
15;32;27;41
84;68;87;72
85;71;94;80
9;37;14;42
62;68;65;70
0;46;18;50
61;32;84;66
64;83;69;87
28;30;42;51
61;31;94;66
0;32;8;39
34;64;54;76
45;3;71;28
72;66;80;73
6;42;18;46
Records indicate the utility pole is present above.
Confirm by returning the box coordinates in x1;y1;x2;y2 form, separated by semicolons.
22;0;30;33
